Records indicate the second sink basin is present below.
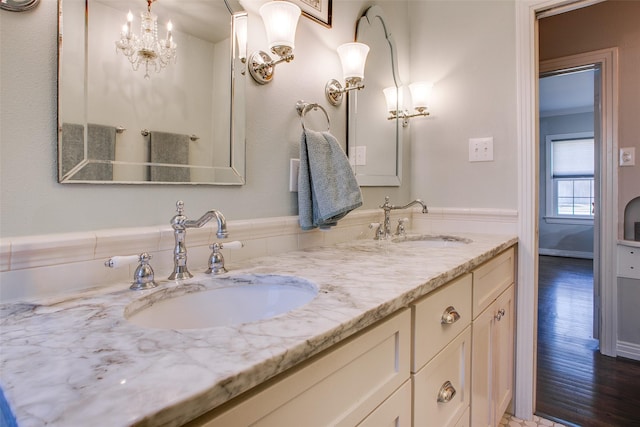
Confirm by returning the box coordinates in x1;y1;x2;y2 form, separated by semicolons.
125;274;318;329
391;234;472;248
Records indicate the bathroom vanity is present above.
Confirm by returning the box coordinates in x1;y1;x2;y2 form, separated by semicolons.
0;233;516;427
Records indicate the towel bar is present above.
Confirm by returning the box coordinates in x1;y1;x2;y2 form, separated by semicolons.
296;100;330;132
140;129;199;141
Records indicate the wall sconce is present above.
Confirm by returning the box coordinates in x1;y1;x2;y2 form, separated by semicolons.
384;82;433;126
325;42;370;106
248;1;301;84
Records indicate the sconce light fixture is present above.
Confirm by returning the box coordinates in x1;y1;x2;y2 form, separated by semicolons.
248;1;301;84
384;81;433;126
115;0;177;79
325;42;370;106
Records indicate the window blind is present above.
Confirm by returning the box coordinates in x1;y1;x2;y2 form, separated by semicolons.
552;138;594;177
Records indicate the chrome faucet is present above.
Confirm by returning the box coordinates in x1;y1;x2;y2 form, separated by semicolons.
377;196;428;240
169;200;228;280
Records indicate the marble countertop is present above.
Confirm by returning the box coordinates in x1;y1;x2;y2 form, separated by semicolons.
0;233;517;426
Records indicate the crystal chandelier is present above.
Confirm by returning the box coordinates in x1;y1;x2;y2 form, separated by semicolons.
115;0;177;79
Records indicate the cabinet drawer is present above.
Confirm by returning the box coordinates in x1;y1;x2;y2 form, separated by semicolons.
191;309;411;427
413;326;471;427
358;380;412;427
412;273;472;371
472;247;515;318
617;244;640;279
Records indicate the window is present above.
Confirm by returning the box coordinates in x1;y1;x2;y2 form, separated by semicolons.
545;133;594;223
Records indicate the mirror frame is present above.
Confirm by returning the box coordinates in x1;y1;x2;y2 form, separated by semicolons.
347;5;403;187
56;0;247;185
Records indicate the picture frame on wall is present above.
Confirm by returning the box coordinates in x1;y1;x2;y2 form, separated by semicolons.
290;0;332;28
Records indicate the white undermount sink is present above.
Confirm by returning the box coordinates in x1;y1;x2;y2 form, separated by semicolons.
391;234;472;248
125;274;318;329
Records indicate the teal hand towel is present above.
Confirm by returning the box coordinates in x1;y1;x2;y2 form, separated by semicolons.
148;131;190;182
298;129;363;230
60;123;115;181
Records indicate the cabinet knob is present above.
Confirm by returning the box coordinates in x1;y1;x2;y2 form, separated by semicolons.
495;308;506;321
441;306;461;324
437;380;457;403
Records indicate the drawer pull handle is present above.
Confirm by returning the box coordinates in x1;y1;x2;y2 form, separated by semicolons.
495;308;506;321
437;380;457;403
441;306;461;324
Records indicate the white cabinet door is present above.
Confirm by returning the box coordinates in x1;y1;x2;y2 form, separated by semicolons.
470;246;516;427
493;285;514;420
471;301;493;427
471;285;515;427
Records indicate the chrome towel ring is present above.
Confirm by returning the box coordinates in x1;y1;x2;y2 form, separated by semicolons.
296;100;331;132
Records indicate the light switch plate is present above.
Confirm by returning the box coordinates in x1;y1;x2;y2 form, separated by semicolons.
349;146;366;166
469;137;494;162
289;159;300;192
619;147;635;166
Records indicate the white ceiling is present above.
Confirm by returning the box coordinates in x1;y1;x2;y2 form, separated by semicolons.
539;69;595;117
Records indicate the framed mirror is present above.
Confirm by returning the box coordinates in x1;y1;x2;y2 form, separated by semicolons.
347;5;402;187
57;0;246;185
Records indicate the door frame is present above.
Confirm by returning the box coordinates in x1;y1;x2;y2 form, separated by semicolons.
515;0;618;420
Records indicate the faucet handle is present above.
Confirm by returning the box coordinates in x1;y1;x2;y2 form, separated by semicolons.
104;254;139;269
175;200;185;214
369;222;384;240
206;241;244;275
396;217;409;237
105;252;158;291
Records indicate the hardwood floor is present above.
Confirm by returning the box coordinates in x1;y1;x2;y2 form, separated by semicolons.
536;255;640;427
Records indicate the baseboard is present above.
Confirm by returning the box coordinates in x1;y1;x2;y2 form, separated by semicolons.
538;248;593;259
616;340;640;361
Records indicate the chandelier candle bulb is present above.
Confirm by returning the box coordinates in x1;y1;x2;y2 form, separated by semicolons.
127;11;132;36
115;1;177;79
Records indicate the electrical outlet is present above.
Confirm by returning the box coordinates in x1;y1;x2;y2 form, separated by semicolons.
619;147;635;166
349;146;367;166
355;146;366;165
289;158;300;192
469;137;494;162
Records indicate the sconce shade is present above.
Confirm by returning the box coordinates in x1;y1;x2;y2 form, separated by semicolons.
259;1;301;55
409;82;433;110
235;14;248;60
337;42;370;82
383;86;403;113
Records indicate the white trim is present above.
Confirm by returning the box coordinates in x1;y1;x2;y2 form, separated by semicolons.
538;248;593;259
543;216;593;225
535;0;607;18
539;105;593;118
517;0;619;420
541;49;619;358
515;1;539;420
616;341;640;362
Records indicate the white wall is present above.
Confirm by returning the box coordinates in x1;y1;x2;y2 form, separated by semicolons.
0;0;520;239
408;0;518;210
